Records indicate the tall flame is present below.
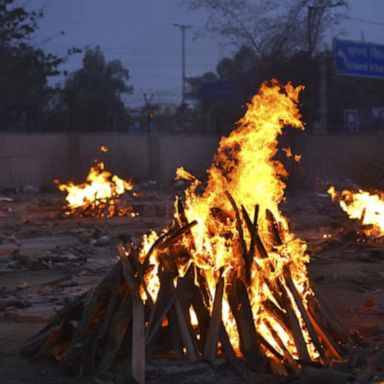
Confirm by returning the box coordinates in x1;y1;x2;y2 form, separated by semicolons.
141;80;314;359
328;186;384;236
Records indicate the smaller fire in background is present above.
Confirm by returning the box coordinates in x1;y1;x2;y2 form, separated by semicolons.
54;147;138;218
328;186;384;237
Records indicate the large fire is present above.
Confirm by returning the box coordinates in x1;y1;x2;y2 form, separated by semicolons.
328;186;384;236
23;81;349;380
56;155;135;218
140;80;316;360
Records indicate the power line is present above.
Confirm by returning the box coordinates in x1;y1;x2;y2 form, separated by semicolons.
346;16;384;27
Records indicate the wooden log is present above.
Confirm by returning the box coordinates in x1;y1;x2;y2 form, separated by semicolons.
254;232;269;260
22;292;86;357
278;280;311;364
160;221;198;250
218;323;238;365
307;310;343;361
64;262;122;376
142;231;169;269
203;276;224;361
32;327;63;359
264;319;300;374
226;274;266;371
284;350;301;375
174;198;211;307
241;204;259;268
131;295;145;384
91;266;123;370
66;300;109;377
167;306;183;359
255;331;284;361
264;299;290;333
21;327;60;358
175;197;196;250
269;357;288;376
225;192;250;283
195;267;212;309
173;298;199;362
265;209;283;246
145;267;177;347
192;270;237;366
307;285;349;344
190;270;238;366
117;244;153;308
95;292;132;375
178;268;211;353
283;271;326;363
121;256;145;384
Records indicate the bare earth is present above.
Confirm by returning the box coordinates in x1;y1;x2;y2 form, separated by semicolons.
0;188;383;383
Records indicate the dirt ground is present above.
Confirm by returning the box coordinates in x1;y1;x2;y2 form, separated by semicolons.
0;187;383;383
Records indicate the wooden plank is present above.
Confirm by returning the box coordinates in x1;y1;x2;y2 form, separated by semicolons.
173;298;198;362
95;293;132;375
131;296;145;384
284;271;326;363
279;281;311;364
121;256;145;384
203;277;224;361
226;275;265;371
265;209;283;246
307;310;343;361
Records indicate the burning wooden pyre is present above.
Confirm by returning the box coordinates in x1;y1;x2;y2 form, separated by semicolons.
21;81;352;383
55;148;138;218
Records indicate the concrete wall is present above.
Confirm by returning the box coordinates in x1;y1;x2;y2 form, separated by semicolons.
0;132;220;189
0;132;381;189
298;133;382;182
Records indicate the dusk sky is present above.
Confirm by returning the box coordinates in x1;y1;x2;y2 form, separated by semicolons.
27;0;384;106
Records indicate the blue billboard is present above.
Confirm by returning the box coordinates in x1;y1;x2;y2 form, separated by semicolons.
199;81;238;102
333;39;384;79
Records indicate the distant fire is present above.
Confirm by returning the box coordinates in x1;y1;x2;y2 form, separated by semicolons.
328;186;384;236
55;156;136;218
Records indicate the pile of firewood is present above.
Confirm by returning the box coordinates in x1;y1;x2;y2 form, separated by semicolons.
21;194;351;384
59;194;137;218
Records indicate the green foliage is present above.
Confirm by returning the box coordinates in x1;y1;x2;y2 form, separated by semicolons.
188;44;384;133
0;0;41;47
62;46;133;131
0;0;67;130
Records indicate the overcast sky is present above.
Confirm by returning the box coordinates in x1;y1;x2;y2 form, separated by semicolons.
27;0;384;106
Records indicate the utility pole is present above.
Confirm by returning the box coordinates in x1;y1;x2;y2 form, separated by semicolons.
143;93;156;180
173;23;192;104
307;1;347;134
143;93;154;133
173;23;192;131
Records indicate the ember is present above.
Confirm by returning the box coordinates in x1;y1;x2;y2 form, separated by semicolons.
55;156;136;218
328;186;384;237
22;81;349;383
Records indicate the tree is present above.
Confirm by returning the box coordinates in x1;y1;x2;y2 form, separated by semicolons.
0;0;67;130
187;44;324;133
62;47;132;131
183;0;348;61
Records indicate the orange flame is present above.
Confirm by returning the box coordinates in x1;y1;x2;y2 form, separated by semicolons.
283;147;302;162
328;186;384;236
56;159;134;217
141;80;315;359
